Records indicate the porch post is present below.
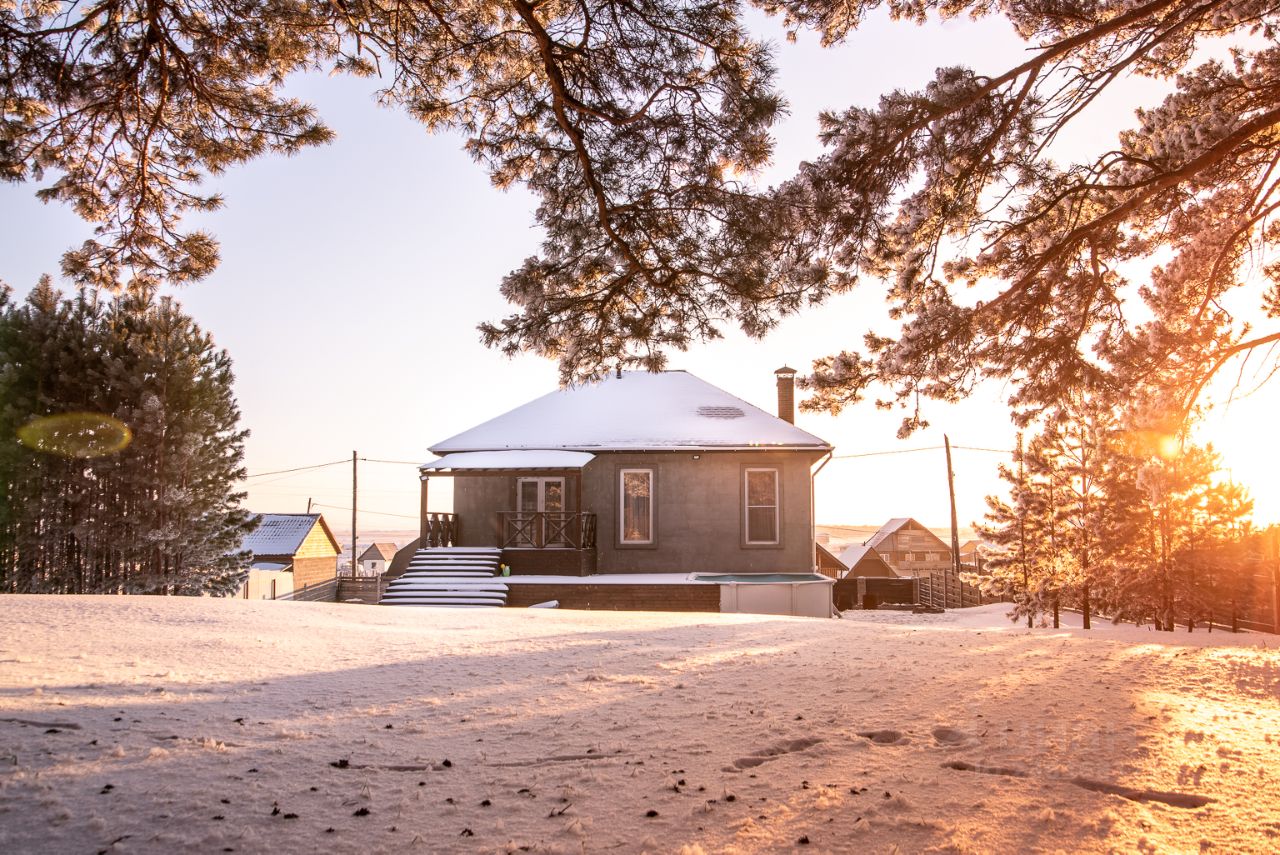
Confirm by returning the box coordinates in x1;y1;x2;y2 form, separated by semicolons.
574;470;583;547
419;475;429;544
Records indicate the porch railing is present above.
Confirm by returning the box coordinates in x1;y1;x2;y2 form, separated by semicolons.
499;512;597;549
422;512;459;548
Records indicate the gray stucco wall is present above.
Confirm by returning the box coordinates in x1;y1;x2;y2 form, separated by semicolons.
585;450;821;574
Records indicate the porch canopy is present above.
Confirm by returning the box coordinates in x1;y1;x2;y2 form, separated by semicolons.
419;450;595;473
417;450;596;550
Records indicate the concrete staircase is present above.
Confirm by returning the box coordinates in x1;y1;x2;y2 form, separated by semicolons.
379;547;507;608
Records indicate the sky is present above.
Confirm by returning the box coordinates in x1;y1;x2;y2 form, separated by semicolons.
2;8;1277;537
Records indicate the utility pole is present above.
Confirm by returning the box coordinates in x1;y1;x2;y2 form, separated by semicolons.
306;497;312;514
945;435;962;610
351;450;358;578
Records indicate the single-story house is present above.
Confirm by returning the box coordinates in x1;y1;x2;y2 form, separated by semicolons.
402;368;835;613
958;538;985;571
237;513;341;600
357;542;397;577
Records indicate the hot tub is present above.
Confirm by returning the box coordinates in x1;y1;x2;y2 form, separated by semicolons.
693;573;834;618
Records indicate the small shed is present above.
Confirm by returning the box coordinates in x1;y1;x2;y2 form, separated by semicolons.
835;544;897;579
832;544;907;609
357;542;397;577
238;513;341;599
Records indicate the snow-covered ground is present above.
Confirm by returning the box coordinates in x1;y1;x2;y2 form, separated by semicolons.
1;598;1277;854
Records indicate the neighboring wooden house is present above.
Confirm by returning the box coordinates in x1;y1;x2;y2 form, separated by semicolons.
865;518;953;579
815;543;845;578
409;369;834;611
357;542;397;577
237;513;341;600
830;543;904;608
959;539;984;571
835;544;897;579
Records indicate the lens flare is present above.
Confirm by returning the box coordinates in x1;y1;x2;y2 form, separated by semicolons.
16;413;133;458
1156;434;1182;460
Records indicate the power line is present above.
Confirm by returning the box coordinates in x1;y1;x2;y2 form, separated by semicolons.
831;444;1008;460
311;501;418;521
243;455;422;480
245;458;349;479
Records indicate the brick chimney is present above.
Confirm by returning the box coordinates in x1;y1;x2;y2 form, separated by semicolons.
775;365;797;424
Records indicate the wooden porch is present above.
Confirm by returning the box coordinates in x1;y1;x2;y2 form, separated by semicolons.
419;510;598;576
418;455;598;576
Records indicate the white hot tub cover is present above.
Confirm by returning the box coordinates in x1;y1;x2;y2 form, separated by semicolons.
420;450;596;472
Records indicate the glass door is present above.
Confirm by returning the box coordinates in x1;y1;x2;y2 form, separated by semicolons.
516;477;566;546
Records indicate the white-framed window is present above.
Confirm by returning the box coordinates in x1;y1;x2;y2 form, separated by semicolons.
744;468;779;545
619;469;654;544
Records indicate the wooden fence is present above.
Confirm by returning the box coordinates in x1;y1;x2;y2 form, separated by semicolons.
1192;563;1280;634
279;578;338;603
337;575;384;604
916;570;1001;610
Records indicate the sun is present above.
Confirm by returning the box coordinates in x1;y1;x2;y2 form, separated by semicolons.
1191;379;1280;526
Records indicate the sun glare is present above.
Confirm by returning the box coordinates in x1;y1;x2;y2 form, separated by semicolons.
1193;382;1280;525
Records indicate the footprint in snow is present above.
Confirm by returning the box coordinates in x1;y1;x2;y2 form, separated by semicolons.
729;737;823;769
932;726;969;745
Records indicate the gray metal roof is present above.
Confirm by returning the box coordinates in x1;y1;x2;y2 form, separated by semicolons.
241;513;326;557
865;518;915;549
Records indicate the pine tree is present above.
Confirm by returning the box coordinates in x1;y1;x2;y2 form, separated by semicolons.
974;433;1069;627
0;282;255;595
6;2;1278;414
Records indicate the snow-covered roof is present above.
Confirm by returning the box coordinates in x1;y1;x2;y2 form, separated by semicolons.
241;513;330;557
865;518;915;549
835;544;898;579
359;543;398;562
837;544;875;567
430;371;831;453
421;450;596;472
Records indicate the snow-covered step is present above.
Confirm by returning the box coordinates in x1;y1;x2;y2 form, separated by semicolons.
406;563;499;572
381;546;507;608
392;603;506;609
400;574;496;582
386;573;506;581
393;574;504;583
382;597;508;607
386;582;510;593
412;550;501;558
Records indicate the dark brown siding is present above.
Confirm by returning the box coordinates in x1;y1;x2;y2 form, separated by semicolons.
452;475;508;547
502;548;596;576
505;583;720;611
